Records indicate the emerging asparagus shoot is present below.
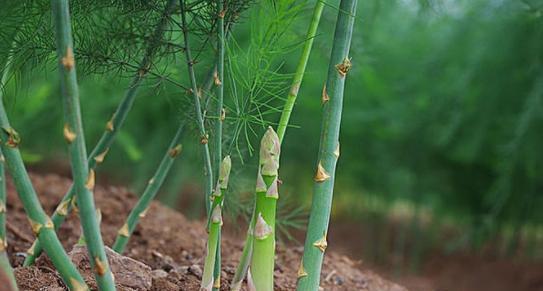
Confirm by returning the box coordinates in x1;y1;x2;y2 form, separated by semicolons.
201;156;231;291
249;127;280;291
231;1;325;287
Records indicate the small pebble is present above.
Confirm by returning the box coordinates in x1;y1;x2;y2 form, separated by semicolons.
151;269;169;279
188;264;202;278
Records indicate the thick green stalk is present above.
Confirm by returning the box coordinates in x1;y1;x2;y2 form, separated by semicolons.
0;48;86;290
112;125;184;253
249;128;280;291
201;156;231;291
0;156;17;290
211;1;226;289
180;0;214;215
296;0;357;290
276;0;325;143
52;0;116;289
230;2;325;288
24;0;178;266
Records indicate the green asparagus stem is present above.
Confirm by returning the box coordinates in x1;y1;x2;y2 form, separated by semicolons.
276;0;325;144
201;156;231;291
0;155;17;291
296;0;357;289
112;125;184;253
0;42;87;291
211;0;226;289
179;0;214;215
230;2;325;288
249;127;280;291
23;0;178;266
51;0;116;289
0;52;17;291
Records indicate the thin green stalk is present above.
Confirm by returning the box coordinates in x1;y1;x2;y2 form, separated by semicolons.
230;213;253;291
296;0;357;290
0;156;17;290
24;0;178;266
249;127;280;291
201;156;231;291
211;0;226;289
276;0;325;144
180;0;214;215
0;53;17;291
0;45;86;290
230;2;325;288
51;0;115;289
112;125;184;253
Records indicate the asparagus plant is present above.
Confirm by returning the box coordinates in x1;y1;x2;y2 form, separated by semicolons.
0;154;16;291
0;64;17;291
276;0;325;143
112;125;184;253
201;156;231;291
231;1;325;288
296;0;358;289
211;0;226;289
0;42;87;291
24;0;178;266
249;127;280;291
51;0;116;289
179;0;214;214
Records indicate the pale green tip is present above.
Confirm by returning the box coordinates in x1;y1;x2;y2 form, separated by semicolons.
219;155;232;189
259;127;280;176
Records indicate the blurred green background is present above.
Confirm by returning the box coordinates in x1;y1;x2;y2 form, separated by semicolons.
2;0;542;289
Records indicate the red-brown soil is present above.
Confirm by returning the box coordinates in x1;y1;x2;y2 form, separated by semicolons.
3;173;407;290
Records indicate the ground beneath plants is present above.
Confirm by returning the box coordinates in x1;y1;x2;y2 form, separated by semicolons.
3;173;407;290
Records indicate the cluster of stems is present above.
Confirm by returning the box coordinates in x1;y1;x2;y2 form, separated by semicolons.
297;0;358;289
0;0;357;290
52;0;116;289
231;1;325;289
24;0;178;266
112;125;184;253
0;42;87;291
